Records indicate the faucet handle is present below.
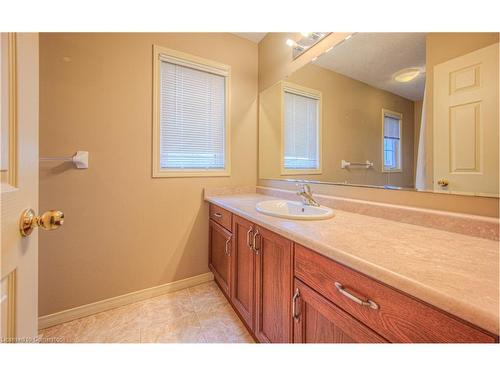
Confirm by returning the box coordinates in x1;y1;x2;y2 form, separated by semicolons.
296;183;311;194
300;184;312;195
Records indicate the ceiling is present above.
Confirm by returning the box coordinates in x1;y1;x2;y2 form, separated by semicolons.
233;33;267;43
313;33;426;101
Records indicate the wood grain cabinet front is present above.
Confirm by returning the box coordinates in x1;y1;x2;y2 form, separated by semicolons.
293;279;387;343
209;204;232;231
208;220;232;297
294;244;497;343
254;225;293;343
231;215;256;330
230;215;294;343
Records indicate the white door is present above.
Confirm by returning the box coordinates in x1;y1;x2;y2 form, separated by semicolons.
1;33;39;341
433;43;499;196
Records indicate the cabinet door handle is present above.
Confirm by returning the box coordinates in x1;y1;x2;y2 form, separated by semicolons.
224;235;232;256
213;212;223;218
334;282;379;310
252;229;260;254
246;227;254;249
292;288;301;321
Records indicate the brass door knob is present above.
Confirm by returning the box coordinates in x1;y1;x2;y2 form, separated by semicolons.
19;209;64;237
437;178;449;187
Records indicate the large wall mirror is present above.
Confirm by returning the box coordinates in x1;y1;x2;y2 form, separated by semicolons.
259;32;499;197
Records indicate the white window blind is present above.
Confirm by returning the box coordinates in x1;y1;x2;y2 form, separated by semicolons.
384;115;400;139
284;91;319;170
159;60;226;170
383;113;401;170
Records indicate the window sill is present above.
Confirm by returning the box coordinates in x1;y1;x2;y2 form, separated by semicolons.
281;169;322;176
153;169;231;178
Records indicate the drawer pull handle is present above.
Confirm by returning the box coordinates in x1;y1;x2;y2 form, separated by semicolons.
224;235;232;256
334;282;379;310
252;229;261;254
213;212;223;218
246;227;254;249
292;288;301;321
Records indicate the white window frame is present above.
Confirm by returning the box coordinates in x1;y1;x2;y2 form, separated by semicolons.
280;81;322;176
152;45;231;178
381;108;403;173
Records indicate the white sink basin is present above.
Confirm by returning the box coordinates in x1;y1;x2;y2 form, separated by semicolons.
255;200;334;220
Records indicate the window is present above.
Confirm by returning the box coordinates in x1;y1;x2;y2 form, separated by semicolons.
153;46;230;177
282;83;322;175
382;109;402;172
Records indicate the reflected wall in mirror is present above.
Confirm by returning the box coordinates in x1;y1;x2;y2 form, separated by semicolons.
258;32;499;197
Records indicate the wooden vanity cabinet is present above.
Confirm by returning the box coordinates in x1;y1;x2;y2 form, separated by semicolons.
210;206;294;343
254;225;293;343
231;215;256;329
294;244;497;343
230;215;294;343
208;219;232;297
208;203;497;343
293;279;387;343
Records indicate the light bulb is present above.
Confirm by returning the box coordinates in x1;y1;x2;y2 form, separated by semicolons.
286;39;296;47
301;32;312;38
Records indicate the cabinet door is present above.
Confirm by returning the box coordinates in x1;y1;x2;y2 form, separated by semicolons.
208;219;232;296
293;279;387;343
254;225;293;343
231;215;255;330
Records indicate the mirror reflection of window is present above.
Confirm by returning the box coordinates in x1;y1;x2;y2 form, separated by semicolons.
282;85;321;175
382;110;402;172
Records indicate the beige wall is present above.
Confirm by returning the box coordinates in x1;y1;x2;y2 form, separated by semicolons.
258;81;282;179
39;33;258;316
259;64;415;187
423;32;499;188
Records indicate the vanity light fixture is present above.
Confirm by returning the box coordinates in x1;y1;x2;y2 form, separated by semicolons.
287;32;331;60
301;32;323;41
286;38;305;53
286;38;300;48
394;67;421;82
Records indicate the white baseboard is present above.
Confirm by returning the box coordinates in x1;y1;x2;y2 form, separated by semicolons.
38;272;214;330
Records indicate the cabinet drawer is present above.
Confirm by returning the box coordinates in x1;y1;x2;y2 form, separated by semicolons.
294;279;387;343
209;204;232;232
294;244;496;343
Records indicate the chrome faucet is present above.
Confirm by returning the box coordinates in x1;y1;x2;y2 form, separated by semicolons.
296;184;320;207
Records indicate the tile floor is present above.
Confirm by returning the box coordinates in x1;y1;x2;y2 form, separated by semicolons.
39;281;254;343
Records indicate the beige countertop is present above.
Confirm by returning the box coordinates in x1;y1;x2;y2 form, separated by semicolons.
206;193;499;335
